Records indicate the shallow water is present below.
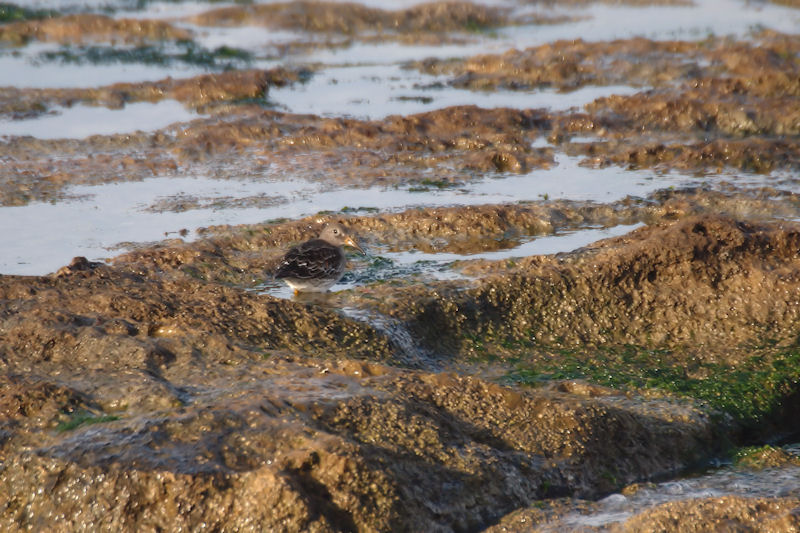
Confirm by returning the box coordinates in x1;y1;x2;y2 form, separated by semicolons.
0;43;210;89
268;62;642;119
507;0;800;44
380;223;644;266
2;137;796;275
1;0;798;272
0;99;196;138
2;0;800;529
0;150;700;274
545;450;800;530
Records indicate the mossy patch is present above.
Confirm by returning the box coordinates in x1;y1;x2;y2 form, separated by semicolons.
408;178;457;192
39;40;252;69
507;345;800;436
56;410;120;432
0;3;57;23
733;444;800;468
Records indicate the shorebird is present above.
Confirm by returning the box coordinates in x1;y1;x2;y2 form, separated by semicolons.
275;223;365;293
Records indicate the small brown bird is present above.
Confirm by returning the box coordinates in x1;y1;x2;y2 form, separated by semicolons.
275;223;365;293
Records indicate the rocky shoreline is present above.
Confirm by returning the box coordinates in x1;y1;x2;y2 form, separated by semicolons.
1;0;799;530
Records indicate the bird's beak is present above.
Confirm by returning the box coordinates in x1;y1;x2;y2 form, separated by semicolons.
345;237;366;255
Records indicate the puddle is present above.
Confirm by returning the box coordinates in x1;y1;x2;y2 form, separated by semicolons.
117;1;239;20
187;26;312;53
0;99;196;139
380;223;644;266
0;175;310;275
268;63;642;119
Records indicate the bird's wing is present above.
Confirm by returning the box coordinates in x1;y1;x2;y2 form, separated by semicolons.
275;240;343;279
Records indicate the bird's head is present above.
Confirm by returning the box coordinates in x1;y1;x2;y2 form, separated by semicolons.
319;223;365;254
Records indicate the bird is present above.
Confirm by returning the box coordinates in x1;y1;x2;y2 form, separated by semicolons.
275;223;365;293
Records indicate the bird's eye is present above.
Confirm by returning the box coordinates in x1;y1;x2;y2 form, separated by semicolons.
333;228;339;234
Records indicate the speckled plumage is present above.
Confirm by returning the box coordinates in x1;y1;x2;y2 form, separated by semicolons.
275;224;364;293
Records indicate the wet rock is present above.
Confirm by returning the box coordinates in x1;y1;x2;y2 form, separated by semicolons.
568;137;800;173
411;32;800;172
412;38;703;92
188;1;510;36
0;261;396;370
0;14;191;46
0;355;716;531
54;256;103;277
587;88;799;137
0;374;91;432
610;496;800;532
734;445;800;469
0;224;733;530
486;495;800;532
413;32;799;98
378;214;800;355
0;105;550;206
0;67;297;119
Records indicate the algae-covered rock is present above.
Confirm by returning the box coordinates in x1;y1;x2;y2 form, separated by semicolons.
0;14;191;46
188;1;509;35
0;356;715;531
385;215;800;354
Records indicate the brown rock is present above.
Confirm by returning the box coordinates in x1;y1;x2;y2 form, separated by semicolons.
612;496;800;532
381;215;800;355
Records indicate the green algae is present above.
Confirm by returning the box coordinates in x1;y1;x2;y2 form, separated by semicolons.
733;444;800;468
507;345;800;434
408;178;456;192
56;410;120;432
0;3;57;23
39;40;252;69
340;206;380;214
